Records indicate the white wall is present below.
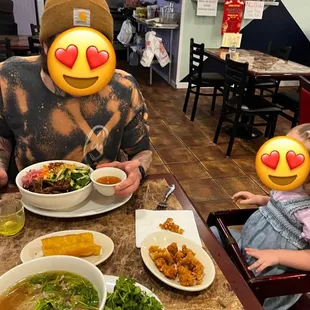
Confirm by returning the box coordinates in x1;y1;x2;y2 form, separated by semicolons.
13;0;37;35
282;0;310;40
176;1;251;86
37;0;45;24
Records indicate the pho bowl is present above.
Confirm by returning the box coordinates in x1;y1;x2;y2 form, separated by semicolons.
0;256;107;310
91;167;127;197
16;160;93;211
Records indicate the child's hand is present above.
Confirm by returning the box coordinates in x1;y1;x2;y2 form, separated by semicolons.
232;191;258;205
245;248;279;273
232;191;269;206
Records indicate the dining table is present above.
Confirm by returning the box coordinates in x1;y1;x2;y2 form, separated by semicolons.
0;35;32;53
0;173;264;310
204;48;310;139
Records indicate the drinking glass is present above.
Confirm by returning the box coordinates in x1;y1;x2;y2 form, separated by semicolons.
0;199;25;236
229;40;237;53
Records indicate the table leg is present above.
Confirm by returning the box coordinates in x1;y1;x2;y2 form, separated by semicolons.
168;29;173;85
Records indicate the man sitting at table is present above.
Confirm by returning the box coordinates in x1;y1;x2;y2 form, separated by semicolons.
0;0;152;196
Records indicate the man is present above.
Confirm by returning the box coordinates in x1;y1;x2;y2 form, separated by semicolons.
0;0;152;197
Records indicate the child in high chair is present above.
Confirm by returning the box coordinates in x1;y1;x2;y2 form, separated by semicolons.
211;123;310;310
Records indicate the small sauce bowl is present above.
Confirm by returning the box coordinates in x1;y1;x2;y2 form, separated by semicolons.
91;168;127;196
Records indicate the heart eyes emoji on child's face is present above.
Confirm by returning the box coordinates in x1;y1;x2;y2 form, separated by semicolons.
261;150;305;170
255;136;310;191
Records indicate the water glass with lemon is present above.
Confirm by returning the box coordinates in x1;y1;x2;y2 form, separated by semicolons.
0;199;25;236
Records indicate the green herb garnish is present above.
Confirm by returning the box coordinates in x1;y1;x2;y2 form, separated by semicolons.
104;276;163;310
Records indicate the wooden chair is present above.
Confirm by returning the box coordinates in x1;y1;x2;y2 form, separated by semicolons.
183;38;224;121
206;209;310;307
28;36;41;55
299;77;310;125
0;38;13;62
255;42;292;98
30;23;40;36
213;54;281;157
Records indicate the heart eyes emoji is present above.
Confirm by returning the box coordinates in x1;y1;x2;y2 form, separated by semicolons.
55;45;109;69
261;150;305;170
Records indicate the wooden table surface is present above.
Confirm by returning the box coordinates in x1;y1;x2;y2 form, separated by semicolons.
0;174;263;309
205;48;310;80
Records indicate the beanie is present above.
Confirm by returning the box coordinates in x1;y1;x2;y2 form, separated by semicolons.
39;0;113;43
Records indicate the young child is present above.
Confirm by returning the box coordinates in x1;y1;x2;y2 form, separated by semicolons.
211;123;310;310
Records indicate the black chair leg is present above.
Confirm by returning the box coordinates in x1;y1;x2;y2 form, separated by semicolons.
292;110;299;128
211;87;217;112
268;114;278;139
260;89;264;96
226;113;240;157
191;86;200;122
213;107;226;144
183;82;192;113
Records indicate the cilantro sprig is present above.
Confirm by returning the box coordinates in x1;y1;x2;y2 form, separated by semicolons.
104;276;163;310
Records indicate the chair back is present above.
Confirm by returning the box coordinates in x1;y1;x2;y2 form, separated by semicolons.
223;54;249;109
268;41;291;61
30;24;40;36
0;38;13;62
188;38;205;82
299;77;310;125
28;36;41;54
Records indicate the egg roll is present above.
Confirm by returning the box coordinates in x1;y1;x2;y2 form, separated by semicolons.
43;242;101;257
41;233;94;249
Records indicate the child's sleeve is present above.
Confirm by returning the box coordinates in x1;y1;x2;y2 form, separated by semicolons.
294;209;310;242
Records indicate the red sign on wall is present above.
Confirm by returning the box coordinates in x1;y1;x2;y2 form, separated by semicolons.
222;0;245;35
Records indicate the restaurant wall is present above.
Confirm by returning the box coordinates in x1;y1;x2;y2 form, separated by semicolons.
176;0;310;87
176;1;251;87
12;0;37;35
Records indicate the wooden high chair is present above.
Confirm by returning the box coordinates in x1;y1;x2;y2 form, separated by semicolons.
206;209;310;308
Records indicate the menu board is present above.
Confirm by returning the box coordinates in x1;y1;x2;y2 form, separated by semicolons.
197;0;219;17
244;1;264;19
222;0;245;35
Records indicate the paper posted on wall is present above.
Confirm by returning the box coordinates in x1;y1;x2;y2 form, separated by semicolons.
197;0;218;17
141;31;171;68
244;1;264;20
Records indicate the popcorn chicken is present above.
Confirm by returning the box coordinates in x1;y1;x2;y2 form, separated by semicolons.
148;242;204;286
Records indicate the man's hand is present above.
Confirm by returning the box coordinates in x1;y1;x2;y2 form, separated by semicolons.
97;160;142;197
232;191;268;206
0;168;8;188
245;248;279;273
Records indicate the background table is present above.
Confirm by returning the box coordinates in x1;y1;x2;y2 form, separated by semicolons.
0;35;31;52
0;174;263;309
204;48;310;139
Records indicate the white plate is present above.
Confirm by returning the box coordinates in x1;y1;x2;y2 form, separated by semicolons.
104;275;162;305
20;230;114;266
23;190;132;218
135;210;202;248
141;231;216;292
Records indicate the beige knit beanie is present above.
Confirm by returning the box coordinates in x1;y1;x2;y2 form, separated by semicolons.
40;0;113;43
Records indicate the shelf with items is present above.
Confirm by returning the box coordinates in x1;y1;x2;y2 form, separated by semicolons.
191;0;280;6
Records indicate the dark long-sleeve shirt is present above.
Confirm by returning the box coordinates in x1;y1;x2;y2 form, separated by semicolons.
0;56;150;172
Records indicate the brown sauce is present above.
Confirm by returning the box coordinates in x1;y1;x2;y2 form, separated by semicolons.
96;176;121;185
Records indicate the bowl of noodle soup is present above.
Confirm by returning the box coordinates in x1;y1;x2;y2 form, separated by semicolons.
0;255;107;310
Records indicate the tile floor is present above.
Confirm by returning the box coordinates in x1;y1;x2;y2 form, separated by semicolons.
118;61;294;221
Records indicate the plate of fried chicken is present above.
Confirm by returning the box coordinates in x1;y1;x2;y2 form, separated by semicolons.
141;231;215;291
